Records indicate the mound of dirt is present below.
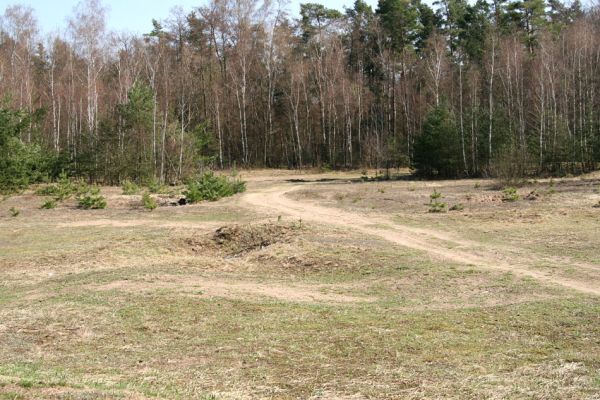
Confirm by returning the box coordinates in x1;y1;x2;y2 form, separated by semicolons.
185;223;300;256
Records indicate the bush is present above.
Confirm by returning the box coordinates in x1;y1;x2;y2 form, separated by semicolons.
502;187;520;202
9;207;19;217
36;185;59;197
55;172;77;200
76;182;90;196
41;199;57;209
36;172;77;200
230;179;247;195
142;192;158;211
77;186;107;209
147;179;165;193
122;180;140;195
184;172;246;204
593;200;600;209
429;189;447;213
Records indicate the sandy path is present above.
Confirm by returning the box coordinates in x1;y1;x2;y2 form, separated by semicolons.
242;182;600;296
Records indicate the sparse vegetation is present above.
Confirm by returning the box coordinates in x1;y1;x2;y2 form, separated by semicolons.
8;207;19;217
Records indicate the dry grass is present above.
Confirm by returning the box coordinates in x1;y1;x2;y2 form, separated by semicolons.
1;171;599;399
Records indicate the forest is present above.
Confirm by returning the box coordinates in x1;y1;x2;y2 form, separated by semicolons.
0;0;598;189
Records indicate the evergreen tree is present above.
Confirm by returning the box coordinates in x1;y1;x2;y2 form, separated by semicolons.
414;104;463;178
376;0;422;53
0;107;50;192
117;82;155;181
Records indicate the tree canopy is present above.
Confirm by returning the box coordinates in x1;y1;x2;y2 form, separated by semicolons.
0;0;599;189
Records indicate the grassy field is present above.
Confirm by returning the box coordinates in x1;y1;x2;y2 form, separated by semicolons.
1;170;599;399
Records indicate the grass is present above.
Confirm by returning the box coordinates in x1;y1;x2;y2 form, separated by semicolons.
1;283;598;398
1;172;599;399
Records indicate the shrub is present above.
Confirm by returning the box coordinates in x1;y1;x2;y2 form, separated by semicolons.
76;182;90;196
9;207;19;217
36;185;59;196
230;179;246;195
122;180;140;195
142;192;158;211
147;179;165;193
77;186;107;209
144;178;172;194
429;189;447;213
36;172;77;200
41;199;57;209
502;187;520;202
55;172;77;200
430;189;442;201
593;201;600;209
184;172;246;204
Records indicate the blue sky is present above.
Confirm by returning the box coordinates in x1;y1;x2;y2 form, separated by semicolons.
0;0;379;35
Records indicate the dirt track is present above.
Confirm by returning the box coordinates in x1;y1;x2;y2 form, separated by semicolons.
242;179;600;296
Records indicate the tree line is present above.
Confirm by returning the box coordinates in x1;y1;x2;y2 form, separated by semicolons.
0;0;598;187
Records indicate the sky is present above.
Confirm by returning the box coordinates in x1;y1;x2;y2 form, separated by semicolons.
0;0;379;35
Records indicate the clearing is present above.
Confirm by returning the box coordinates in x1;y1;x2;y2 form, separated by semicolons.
1;170;599;399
